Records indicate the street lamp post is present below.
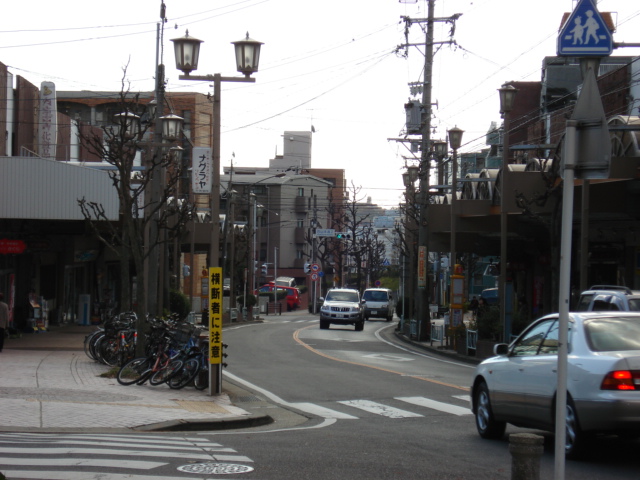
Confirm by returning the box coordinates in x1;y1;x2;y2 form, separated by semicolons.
447;127;464;271
172;30;263;395
498;83;517;342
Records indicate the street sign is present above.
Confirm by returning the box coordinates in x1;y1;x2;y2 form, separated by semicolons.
311;263;320;273
311;273;318;281
557;0;613;57
315;228;336;237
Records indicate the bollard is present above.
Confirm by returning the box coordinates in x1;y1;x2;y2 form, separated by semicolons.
509;433;544;480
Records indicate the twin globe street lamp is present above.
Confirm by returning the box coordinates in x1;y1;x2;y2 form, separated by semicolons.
171;30;263;395
171;30;264;270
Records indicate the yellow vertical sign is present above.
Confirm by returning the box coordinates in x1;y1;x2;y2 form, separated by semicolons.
208;267;223;364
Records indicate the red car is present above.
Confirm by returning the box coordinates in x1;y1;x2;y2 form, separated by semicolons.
255;284;301;311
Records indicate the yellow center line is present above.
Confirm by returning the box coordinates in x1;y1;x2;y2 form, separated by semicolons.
293;325;467;392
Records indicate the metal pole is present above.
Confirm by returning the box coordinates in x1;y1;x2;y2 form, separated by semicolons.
554;119;577;480
209;74;222;396
450;147;457;273
500;112;510;343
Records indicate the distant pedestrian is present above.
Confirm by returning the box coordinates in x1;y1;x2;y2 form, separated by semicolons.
0;292;9;352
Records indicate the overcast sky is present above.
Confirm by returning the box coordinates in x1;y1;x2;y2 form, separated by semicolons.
2;0;639;209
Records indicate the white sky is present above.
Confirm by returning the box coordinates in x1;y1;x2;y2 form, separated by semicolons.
2;0;639;209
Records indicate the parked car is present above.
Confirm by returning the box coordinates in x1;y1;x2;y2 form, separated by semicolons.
574;285;640;312
362;288;395;322
255;284;301;311
471;312;640;458
319;288;364;331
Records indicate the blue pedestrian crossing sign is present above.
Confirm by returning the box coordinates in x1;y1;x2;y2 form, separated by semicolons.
557;0;612;57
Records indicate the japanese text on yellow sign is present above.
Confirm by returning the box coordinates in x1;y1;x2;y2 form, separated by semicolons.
208;267;223;364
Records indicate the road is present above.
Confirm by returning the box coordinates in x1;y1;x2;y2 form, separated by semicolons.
2;312;639;479
218;312;640;479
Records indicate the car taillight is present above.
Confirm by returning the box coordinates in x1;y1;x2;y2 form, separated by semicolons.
601;370;640;391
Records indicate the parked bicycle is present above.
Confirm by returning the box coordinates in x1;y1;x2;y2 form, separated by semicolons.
116;316;183;386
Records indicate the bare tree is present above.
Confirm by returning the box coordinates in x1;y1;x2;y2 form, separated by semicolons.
77;78;193;336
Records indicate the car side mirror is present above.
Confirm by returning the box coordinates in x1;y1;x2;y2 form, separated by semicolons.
319;297;324;302
493;343;509;356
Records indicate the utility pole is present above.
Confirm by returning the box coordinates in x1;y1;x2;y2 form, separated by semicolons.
400;2;460;340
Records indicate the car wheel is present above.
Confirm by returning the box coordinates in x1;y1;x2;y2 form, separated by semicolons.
386;315;392;322
355;321;364;331
565;397;588;459
320;320;329;329
474;381;506;439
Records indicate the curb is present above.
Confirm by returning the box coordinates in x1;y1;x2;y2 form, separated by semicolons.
133;413;274;432
393;330;481;366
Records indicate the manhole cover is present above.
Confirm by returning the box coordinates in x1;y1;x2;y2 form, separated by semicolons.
177;463;254;475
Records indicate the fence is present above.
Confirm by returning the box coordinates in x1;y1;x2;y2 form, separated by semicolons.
430;323;444;345
467;329;478;353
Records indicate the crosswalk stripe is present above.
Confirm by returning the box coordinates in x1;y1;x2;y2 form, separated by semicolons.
2;472;182;480
395;396;472;416
0;447;232;459
338;400;423;418
289;402;358;419
0;457;165;469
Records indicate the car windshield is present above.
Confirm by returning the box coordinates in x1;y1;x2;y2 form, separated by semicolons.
326;291;359;303
586;316;640;351
363;291;387;301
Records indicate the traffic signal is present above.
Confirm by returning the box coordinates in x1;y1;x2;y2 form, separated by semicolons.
261;264;268;276
336;232;351;239
304;262;311;274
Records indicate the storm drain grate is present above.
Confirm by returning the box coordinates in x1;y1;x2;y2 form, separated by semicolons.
177;463;254;475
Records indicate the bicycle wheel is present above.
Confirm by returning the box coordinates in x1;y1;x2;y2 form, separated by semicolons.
84;330;102;360
98;337;120;367
89;333;106;362
150;358;184;386
194;361;209;390
117;357;153;386
169;357;200;389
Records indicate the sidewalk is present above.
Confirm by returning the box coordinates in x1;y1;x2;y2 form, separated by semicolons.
0;310;478;433
0;319;272;433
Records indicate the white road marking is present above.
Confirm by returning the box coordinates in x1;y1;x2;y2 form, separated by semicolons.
338;399;423;418
290;402;359;419
362;353;413;362
396;396;472;416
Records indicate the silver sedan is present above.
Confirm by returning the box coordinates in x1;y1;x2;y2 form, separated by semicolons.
470;312;640;458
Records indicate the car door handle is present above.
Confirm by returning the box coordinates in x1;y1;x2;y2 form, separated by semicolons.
552;368;557;373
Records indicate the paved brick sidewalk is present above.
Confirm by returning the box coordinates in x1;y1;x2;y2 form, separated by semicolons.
0;323;261;432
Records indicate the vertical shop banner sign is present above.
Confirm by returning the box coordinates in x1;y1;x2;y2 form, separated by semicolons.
192;147;212;194
208;267;223;364
417;246;427;288
39;82;57;159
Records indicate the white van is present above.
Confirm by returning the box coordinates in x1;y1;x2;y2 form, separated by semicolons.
361;288;395;322
275;276;297;288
